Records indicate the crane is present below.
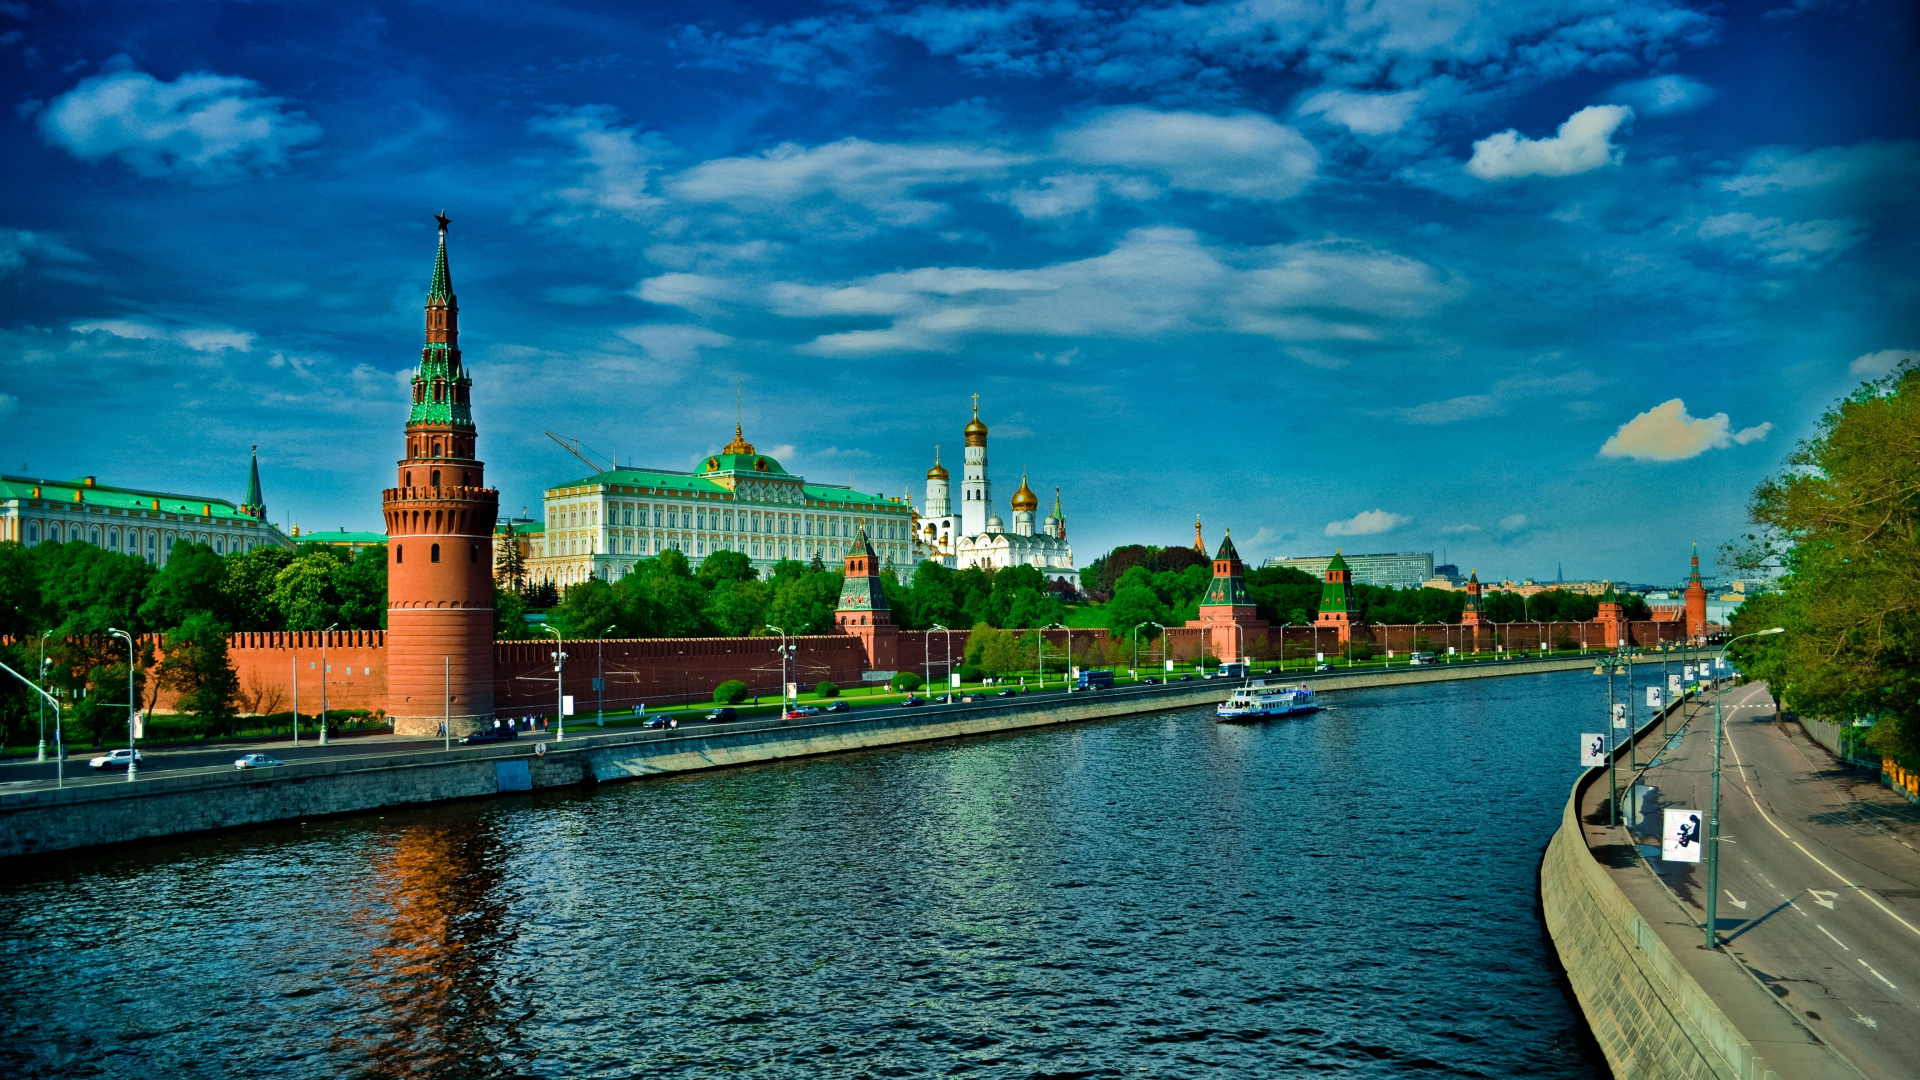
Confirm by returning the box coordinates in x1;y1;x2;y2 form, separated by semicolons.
545;431;612;475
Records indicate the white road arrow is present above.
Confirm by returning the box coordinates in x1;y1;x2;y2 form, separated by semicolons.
1724;890;1749;910
1810;889;1839;910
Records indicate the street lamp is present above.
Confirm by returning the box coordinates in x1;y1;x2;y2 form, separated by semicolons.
108;628;136;782
1045;623;1070;691
36;628;52;762
767;625;790;711
0;660;63;787
597;623;615;726
1136;621;1166;678
928;624;954;700
544;624;568;741
1704;626;1785;951
319;623;338;746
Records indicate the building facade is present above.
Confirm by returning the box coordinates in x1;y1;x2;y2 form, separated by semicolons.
0;448;292;563
526;425;916;587
381;217;499;736
1265;551;1433;590
916;398;1078;588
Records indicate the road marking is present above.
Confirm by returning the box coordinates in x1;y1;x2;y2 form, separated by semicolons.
1859;959;1898;990
1819;925;1851;950
1811;889;1839;910
1725;890;1749;910
1851;1009;1878;1029
1719;700;1920;941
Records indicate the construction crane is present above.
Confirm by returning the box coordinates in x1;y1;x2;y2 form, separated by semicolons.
545;431;611;474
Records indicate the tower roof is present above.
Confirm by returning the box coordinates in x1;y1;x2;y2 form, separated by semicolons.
428;212;453;302
721;424;756;456
1011;471;1038;511
1327;549;1350;572
964;394;988;447
1214;531;1240;563
927;445;949;481
847;523;877;560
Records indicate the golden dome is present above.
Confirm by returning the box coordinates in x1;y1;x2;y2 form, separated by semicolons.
721;424;756;456
927;445;949;480
1011;471;1038;512
964;394;988;447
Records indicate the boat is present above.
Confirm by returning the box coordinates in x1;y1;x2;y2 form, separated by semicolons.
1216;680;1320;722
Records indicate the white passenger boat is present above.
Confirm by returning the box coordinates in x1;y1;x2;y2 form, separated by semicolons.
1216;680;1319;722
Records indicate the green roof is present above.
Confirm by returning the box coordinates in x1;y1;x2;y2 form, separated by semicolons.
0;474;271;524
300;529;386;544
1327;550;1350;572
496;521;545;536
546;466;907;510
428;231;453;302
699;451;790;475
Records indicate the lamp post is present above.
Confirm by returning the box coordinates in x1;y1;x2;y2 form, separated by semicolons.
319;623;338;746
767;625;790;711
1704;626;1786;950
597;623;615;726
443;656;451;752
1045;623;1069;692
36;629;53;762
1605;646;1618;825
544;625;568;741
108;628;136;782
928;624;954;700
0;660;62;787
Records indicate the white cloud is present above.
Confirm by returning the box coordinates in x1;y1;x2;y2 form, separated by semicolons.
1599;399;1771;462
1297;89;1423;136
1697;212;1862;266
1605;74;1717;115
37;60;319;180
1054;108;1319;201
1001;174;1103;220
1325;509;1409;537
615;324;732;363
1498;514;1530;532
71;319;252;352
633;273;748;315
1850;348;1918;378
1467;105;1633;181
1397;393;1504;425
529;105;670;220
668;137;1026;226
1440;523;1482;535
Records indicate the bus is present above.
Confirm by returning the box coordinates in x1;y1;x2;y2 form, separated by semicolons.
1076;669;1116;690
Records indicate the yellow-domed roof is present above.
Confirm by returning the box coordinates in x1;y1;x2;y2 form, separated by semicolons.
964;394;988;447
722;424;755;456
927;445;949;480
1011;471;1038;512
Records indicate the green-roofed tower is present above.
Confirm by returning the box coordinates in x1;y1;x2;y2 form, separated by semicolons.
1314;548;1362;641
1186;529;1270;661
241;444;265;521
835;524;898;670
408;212;473;431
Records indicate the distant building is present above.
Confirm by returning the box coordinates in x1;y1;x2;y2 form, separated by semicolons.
291;526;387;554
0;449;292;564
1265;551;1434;590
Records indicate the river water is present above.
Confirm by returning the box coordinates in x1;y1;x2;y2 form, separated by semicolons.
1;669;1612;1079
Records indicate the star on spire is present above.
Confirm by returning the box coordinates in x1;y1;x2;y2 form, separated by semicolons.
435;210;451;232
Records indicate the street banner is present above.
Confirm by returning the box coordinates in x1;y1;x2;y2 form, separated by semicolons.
1669;674;1683;696
132;712;144;739
562;695;575;716
1647;687;1663;708
1164;659;1174;672
950;673;962;688
1316;652;1325;662
786;682;798;698
1684;665;1695;681
1715;657;1728;671
1612;703;1628;728
1581;733;1608;767
1662;808;1704;863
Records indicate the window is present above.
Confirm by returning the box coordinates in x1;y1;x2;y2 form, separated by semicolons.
108;529;119;551
623;506;633;526
724;512;733;532
778;516;787;535
397;545;404;563
805;518;813;536
404;471;412;486
668;510;678;528
624;536;633;553
431;543;440;563
25;522;37;542
653;506;662;527
431;469;441;487
470;543;479;563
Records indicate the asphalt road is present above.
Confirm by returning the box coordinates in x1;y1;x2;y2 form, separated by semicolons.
1627;681;1920;1080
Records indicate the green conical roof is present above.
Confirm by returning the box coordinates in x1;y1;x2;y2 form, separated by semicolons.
1601;581;1618;602
428;229;453;302
1327;549;1350;572
1214;531;1240;562
244;446;263;515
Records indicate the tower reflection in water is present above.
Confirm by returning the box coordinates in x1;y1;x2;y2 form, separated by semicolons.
334;815;527;1078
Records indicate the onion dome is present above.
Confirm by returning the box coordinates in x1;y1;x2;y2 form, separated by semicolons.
1011;471;1038;512
927;445;949;480
722;424;756;456
964;396;988;447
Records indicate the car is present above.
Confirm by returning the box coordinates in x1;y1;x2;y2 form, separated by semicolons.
1314;663;1332;673
900;695;927;707
996;688;1018;697
784;705;822;719
460;727;519;745
645;716;678;730
1179;674;1196;682
234;753;283;770
88;748;144;770
705;707;739;722
1141;677;1161;685
823;701;851;713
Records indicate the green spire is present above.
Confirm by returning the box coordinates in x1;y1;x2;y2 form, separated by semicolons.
1214;531;1240;563
1200;530;1251;607
429;212;453;301
1319;548;1354;615
244;445;264;517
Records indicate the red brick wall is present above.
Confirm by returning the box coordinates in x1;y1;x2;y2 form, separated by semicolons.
491;635;872;716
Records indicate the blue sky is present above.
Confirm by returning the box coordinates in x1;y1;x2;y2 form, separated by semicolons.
1;0;1915;584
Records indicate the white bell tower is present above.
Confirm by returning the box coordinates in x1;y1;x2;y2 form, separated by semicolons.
960;395;990;538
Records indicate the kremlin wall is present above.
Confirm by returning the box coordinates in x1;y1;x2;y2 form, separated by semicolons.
113;220;1700;730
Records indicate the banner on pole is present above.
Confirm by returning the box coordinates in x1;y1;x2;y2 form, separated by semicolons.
1647;687;1663;708
1683;665;1695;681
1662;808;1704;863
562;695;575;716
1612;703;1628;728
1715;657;1728;671
1669;674;1683;696
1164;659;1175;672
131;712;144;739
1316;652;1325;662
950;673;962;688
786;682;798;698
1581;733;1608;767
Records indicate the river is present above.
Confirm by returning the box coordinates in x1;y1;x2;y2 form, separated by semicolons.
1;669;1612;1078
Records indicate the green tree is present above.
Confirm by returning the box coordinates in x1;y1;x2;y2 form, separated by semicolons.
1105;582;1169;640
553;578;623;638
158;613;241;736
224;545;295;631
767;566;840;635
908;560;961;628
493;585;531;639
335;545;388;630
713;679;748;705
272;549;348;630
706;578;770;636
139;541;230;630
0;541;42;639
697;549;757;588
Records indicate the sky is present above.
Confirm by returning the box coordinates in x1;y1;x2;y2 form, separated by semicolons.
1;0;1915;585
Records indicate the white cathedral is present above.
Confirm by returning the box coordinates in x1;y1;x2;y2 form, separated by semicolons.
913;397;1079;590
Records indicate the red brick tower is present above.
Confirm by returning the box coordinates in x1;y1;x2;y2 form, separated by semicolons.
1186;531;1268;661
1684;543;1708;640
834;525;898;671
383;214;500;736
1314;549;1361;643
1594;581;1626;647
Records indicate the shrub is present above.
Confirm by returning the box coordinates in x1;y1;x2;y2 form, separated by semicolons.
815;681;840;699
713;680;749;705
956;664;984;684
890;671;923;692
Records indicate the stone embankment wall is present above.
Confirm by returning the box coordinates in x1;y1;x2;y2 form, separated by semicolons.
3;654;1603;859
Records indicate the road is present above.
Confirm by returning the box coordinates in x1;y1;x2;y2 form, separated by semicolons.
1623;681;1920;1080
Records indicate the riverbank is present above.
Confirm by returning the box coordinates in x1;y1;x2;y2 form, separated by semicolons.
3;653;1618;859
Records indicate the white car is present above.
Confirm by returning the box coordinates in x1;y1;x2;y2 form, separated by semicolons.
88;748;145;770
234;753;284;770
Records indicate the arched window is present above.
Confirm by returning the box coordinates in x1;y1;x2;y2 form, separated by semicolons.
396;545;404;564
404;471;412;486
26;521;39;543
469;543;479;563
431;543;440;563
431;469;441;487
90;527;100;545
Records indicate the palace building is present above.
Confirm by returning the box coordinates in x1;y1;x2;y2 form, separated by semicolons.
525;424;917;587
0;447;292;563
916;397;1078;589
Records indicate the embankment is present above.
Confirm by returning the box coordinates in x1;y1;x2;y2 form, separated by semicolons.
3;653;1608;859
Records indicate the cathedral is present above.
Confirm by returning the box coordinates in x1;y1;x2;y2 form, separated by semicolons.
914;397;1078;589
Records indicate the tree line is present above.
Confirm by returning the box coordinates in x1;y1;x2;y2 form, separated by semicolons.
0;539;387;745
1728;359;1920;766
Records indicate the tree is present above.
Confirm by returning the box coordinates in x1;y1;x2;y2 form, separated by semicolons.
272;549;347;630
1728;360;1920;761
0;541;42;640
697;550;756;588
496;533;527;593
139;541;229;631
553;578;623;639
158;613;241;736
706;578;769;636
1105;583;1169;640
713;679;748;705
494;586;531;639
223;545;295;631
335;545;388;630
